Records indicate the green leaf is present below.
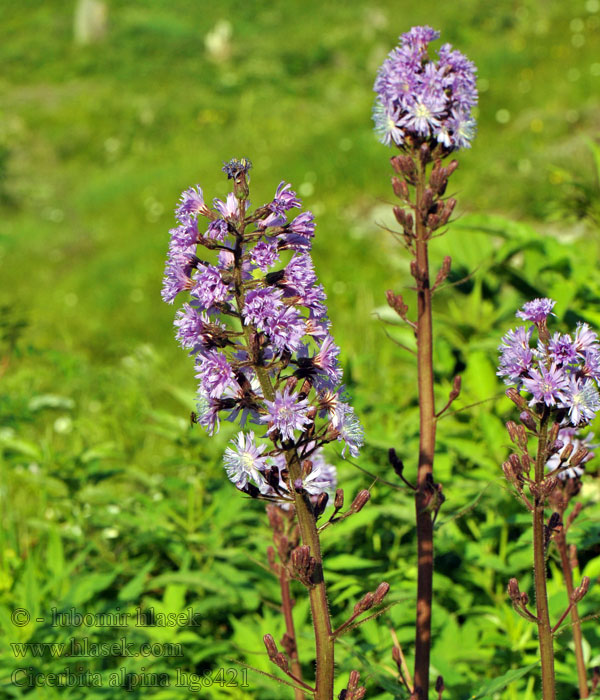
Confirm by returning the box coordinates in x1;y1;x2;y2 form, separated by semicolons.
470;662;539;698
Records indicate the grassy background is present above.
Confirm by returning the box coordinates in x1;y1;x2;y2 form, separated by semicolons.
1;0;600;697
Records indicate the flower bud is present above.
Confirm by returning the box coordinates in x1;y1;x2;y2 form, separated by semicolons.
334;488;344;510
572;576;590;603
392;177;410;200
373;581;390;605
507;388;527;410
507;578;520;601
314;492;329;519
350;490;370;513
519;411;537;431
354;592;375;614
263;634;278;659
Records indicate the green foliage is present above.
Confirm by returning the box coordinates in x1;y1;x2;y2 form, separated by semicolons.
1;1;600;698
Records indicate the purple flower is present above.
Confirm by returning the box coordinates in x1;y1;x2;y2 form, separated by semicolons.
548;332;577;366
263;387;312;442
266;306;306;353
161;260;192;304
222;158;252;180
284;255;317;295
223;431;269;489
581;349;600;381
400;95;445;137
196;392;221;436
242;287;283;328
174;304;227;350
560;377;600;426
373;26;477;151
516;297;556;323
497;326;534;384
373;100;405;146
332;402;364;457
169;221;199;253
207;219;228;241
288;211;316;238
522;363;568;407
298;335;342;389
191;265;230;311
176;185;211;221
269;182;301;215
213;193;240;221
195;349;239;398
574;322;599;354
250;240;279;271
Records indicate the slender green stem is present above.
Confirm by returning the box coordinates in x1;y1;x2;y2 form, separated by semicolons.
555;511;588;697
533;416;556;700
412;158;436;699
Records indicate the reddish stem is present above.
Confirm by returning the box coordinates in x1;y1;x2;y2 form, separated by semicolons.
412;160;436;699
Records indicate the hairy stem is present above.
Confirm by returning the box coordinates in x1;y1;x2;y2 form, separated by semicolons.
413;158;436;699
280;573;306;700
555;511;588;697
533;416;556;699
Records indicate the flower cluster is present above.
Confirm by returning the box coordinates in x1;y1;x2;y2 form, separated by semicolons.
498;298;600;426
373;25;477;150
162;160;362;501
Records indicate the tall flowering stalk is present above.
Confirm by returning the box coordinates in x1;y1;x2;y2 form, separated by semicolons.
162;159;386;699
373;26;477;698
499;298;596;699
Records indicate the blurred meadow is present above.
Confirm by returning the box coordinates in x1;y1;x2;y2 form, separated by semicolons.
1;0;600;697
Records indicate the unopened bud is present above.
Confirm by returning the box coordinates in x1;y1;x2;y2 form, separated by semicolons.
419;142;431;167
572;576;590;603
433;256;452;289
427;213;440;230
263;634;278;659
334;488;344;510
506;388;527;410
570;447;589;467
507;578;520;601
439;197;457;226
520;591;529;606
548;422;560;445
435;675;445;693
373;581;390;605
519;410;537;431
421;188;434;215
392;646;401;667
314;492;329;519
350;489;370;513
354;592;375;614
449;374;461;401
506;421;519;444
302;459;313;478
541;476;559;496
274;652;288;672
392;177;409;200
447;160;459;177
386;290;409;319
388;447;405;478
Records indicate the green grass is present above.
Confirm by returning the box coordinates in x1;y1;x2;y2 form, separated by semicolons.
1;1;600;697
